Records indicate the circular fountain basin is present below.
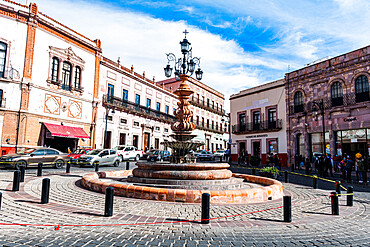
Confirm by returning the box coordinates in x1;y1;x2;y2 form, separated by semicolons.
81;170;283;204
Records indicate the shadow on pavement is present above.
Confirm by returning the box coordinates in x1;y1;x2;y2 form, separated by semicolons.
250;217;284;222
14;199;40;204
73;211;103;217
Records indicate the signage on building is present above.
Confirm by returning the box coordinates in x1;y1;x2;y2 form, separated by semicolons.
343;117;357;122
245;134;268;139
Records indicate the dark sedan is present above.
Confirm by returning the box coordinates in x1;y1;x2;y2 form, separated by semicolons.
0;147;69;169
147;150;171;162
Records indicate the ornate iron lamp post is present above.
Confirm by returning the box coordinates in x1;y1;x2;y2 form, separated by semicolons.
104;106;115;149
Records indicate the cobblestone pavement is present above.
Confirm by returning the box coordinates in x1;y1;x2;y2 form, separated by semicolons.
0;164;369;246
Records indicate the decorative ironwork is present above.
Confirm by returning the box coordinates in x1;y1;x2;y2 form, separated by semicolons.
232;119;283;134
189;96;225;115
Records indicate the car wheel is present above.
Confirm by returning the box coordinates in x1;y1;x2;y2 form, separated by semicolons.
15;160;27;170
150;157;155;162
55;159;64;169
113;160;119;167
120;155;124;162
135;155;140;161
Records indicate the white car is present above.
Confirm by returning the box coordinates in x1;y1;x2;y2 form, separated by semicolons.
214;150;226;158
77;149;120;167
113;145;143;161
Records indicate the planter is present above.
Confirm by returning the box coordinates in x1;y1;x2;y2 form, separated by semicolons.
258;171;278;179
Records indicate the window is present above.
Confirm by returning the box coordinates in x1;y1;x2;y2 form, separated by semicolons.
173;108;176;115
355;75;369;103
165;105;169;115
155;138;159;149
238;113;246;132
196;116;199;125
50;57;59;82
110;150;117;155
207;119;209;128
0;89;3;107
33;149;45;156
0;42;6;78
212;101;214;109
156;102;161;111
155;126;160;131
164;128;168;133
45;149;58;155
146;98;151;109
216;103;219;111
61;62;72;91
107;84;114;103
294;91;304;113
120;118;127;124
207;98;210;107
133;121;139;127
122;89;128;101
253;111;260;130
212;120;214;129
331;82;343;106
268;108;277;129
135;94;140;105
73;66;81;89
107;115;113;121
202;117;205;127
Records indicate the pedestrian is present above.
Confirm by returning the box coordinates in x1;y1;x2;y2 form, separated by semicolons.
305;158;311;175
274;154;281;170
356;153;365;183
324;154;333;177
225;149;230;162
340;157;347;180
244;150;249;166
333;154;340;173
239;149;245;165
318;156;325;177
346;156;354;183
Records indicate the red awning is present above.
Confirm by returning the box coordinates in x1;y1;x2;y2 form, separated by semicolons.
43;123;90;139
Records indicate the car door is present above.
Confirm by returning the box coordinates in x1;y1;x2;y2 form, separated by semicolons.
28;149;46;166
109;150;117;165
44;149;59;164
99;150;110;165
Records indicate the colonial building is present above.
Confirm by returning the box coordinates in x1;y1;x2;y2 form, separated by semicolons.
95;57;178;150
230;79;287;166
157;76;228;152
0;1;101;154
286;45;370;167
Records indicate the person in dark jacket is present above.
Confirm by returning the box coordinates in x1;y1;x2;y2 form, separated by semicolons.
346;156;354;183
324;154;333;177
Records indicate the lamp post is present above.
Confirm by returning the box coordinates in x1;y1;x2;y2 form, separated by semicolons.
222;113;231;165
312;99;326;156
164;30;203;81
104;105;115;149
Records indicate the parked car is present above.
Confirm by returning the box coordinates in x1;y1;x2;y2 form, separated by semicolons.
147;150;171;162
112;145;143;161
68;148;92;164
0;147;69;169
194;150;215;161
77;149;120;167
214;150;226;159
142;149;159;160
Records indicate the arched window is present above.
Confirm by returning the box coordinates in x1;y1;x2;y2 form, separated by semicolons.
0;42;7;78
61;61;71;91
330;81;343;106
355;75;369;102
50;57;59;82
74;66;81;89
294;91;304;113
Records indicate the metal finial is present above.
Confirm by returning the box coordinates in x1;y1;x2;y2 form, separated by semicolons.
183;29;189;38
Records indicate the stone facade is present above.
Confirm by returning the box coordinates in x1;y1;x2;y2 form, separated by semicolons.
285;45;370;167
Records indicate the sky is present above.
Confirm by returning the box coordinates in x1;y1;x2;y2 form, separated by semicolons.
24;0;370;110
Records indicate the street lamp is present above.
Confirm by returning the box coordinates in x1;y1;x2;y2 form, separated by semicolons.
104;105;115;149
164;30;203;80
312;99;326;156
222;113;231;164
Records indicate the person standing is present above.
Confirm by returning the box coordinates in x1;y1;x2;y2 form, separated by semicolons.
274;154;281;170
324;154;333;177
305;158;311;175
244;150;249;166
356;153;365;183
340;157;347;180
346;156;354;183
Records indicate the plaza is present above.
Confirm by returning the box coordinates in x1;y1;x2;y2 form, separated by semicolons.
0;164;369;246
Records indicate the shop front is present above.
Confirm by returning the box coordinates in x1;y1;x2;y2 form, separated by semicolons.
336;129;369;158
41;123;90;153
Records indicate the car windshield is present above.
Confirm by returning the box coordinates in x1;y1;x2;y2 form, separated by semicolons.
18;148;36;154
72;149;85;154
113;146;125;150
86;149;103;155
153;151;160;155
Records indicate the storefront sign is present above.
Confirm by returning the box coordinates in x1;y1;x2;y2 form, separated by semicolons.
344;117;357;122
245;134;268;139
351;139;358;143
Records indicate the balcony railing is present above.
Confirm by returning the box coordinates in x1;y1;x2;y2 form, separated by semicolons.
289;91;370;115
103;95;176;123
232;119;283;134
193;120;227;134
189;96;225;116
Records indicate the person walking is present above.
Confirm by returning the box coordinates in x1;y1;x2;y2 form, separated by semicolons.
333;154;340;173
305;158;311;175
346;156;354;183
274;154;281;170
340;157;347;180
244;150;249;166
324;154;333;177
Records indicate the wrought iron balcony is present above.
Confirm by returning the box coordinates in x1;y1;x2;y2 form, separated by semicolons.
189;96;225;116
193;120;227;134
103;94;176;123
232;119;283;134
289;91;370;115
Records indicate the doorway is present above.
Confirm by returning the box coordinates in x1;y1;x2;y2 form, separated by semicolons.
143;132;150;151
252;141;261;157
133;135;138;148
104;131;112;149
342;142;367;158
119;133;126;145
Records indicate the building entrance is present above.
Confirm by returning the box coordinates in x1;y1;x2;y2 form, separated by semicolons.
44;136;77;153
252;141;261;157
143;133;150;151
342;142;367;158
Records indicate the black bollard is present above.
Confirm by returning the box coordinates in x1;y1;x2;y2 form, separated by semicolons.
284;171;289;183
95;162;99;172
66;161;71;174
330;192;339;215
201;193;210;224
313;176;318;189
283;196;292;222
0;192;2;210
41;178;50;204
252;169;256;175
336;180;341;197
12;170;20;191
37;163;43;177
126;162;130;170
104;187;114;217
20;165;25;182
347;186;353;207
291;164;295;172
